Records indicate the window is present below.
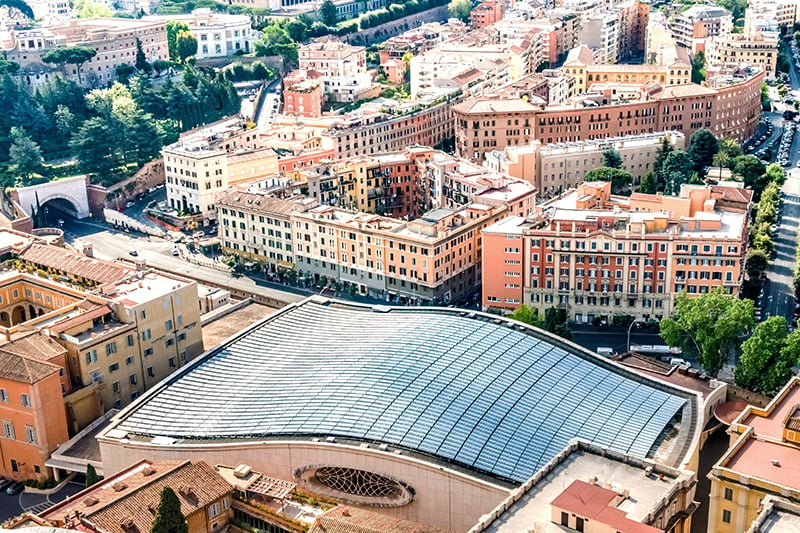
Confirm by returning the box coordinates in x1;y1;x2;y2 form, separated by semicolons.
129;374;137;385
125;356;134;366
105;342;117;355
724;487;733;501
126;334;135;347
147;367;155;378
113;381;120;393
141;329;151;341
0;390;8;403
25;426;37;444
85;349;98;364
208;502;221;519
20;394;30;408
2;420;14;439
108;363;119;373
222;497;230;510
169;357;176;368
140;310;147;319
178;333;186;342
722;509;732;523
165;319;173;331
144;348;153;357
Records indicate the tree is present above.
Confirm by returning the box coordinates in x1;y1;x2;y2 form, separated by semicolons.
691;51;706;84
152;59;172;76
687;128;719;171
745;249;768;280
448;0;471;20
73;0;112;17
602;148;623;169
733;155;766;189
660;288;754;377
652;138;675;192
583;166;633;194
718;138;743;159
638;171;657;194
85;463;100;488
661;151;694;195
711;150;731;179
175;30;197;64
166;20;190;62
508;304;541;327
542;307;571;340
320;0;338;26
0;60;19;76
735;316;798;395
0;0;34;19
255;25;299;66
135;37;150;72
41;46;97;86
116;63;136;84
9;127;42;182
149;487;188;533
286;19;307;42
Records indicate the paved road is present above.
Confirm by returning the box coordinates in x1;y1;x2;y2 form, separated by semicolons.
0;476;86;524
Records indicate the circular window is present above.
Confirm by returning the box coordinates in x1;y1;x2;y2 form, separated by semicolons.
295;465;414;507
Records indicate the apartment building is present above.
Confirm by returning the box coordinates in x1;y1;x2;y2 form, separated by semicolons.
145;9;257;58
298;41;373;103
217;157;536;303
2;18;168;88
163;117;268;226
708;376;800;533
671;4;733;54
283;70;324;118
470;0;503;28
454;67;763;160
482;181;750;321
0;334;69;482
562;42;691;95
484;131;686;197
706;32;778;80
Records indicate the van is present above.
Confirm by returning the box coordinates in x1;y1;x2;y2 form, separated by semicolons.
670;358;690;367
596;347;615;358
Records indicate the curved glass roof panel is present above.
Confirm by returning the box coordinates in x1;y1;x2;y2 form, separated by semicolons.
116;300;689;483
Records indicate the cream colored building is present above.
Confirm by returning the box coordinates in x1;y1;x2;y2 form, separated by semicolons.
298;41;372;103
1;18;168;88
484;131;686;197
706;32;779;80
145;9;257;58
163;117;272;226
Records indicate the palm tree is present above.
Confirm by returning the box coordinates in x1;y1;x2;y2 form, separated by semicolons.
713;151;731;180
719;138;743;159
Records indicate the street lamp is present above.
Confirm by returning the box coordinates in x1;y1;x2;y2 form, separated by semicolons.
627;318;646;354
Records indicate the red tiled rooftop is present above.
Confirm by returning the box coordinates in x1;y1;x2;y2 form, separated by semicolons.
18;243;133;285
551;480;661;533
308;505;452;533
715;401;748;425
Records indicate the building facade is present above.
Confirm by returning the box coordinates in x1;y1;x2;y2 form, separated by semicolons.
298;41;373;103
706;32;778;80
671;4;733;54
145;9;257;58
482;181;750;321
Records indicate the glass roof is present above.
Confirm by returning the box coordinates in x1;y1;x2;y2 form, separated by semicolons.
117;300;688;483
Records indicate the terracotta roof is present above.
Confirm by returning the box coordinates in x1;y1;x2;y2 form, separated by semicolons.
217;189;301;215
0;348;60;384
308;506;451;533
48;305;113;334
551;480;661;533
452;96;541;114
650;83;716;99
41;461;232;533
17;244;133;285
0;332;67;362
710;184;753;205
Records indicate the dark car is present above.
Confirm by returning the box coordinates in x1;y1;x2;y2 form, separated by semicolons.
5;482;23;495
0;479;12;491
129;250;138;257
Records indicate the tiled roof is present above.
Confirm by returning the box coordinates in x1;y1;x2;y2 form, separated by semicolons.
41;461;232;533
17;244;133;285
217;189;301;215
48;305;112;334
0;348;60;384
0;332;67;362
309;506;451;533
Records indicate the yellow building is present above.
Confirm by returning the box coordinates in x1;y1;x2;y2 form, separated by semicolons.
708;377;800;533
706;32;779;80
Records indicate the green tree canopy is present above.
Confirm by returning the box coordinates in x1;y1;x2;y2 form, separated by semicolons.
687;128;719;171
735;316;798;395
320;0;338;26
85;463;100;488
135;37;150;72
691;51;706;84
73;0;112;17
660;288;754;376
602;148;623;169
638;171;657;194
0;60;19;76
175;30;197;63
286;19;307;42
149;487;188;533
661;151;694;195
508;304;541;327
166;20;190;62
745;249;768;280
718;138;742;159
448;0;472;20
9;127;41;183
41;46;97;85
255;25;299;66
583;166;632;193
0;0;34;19
733;155;766;190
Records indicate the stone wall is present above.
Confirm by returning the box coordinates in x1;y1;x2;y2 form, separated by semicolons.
344;5;451;46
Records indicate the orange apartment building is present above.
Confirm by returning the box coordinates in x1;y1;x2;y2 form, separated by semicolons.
218;156;536;303
0;334;70;482
482;181;751;322
470;0;503;28
454;69;764;161
283;70;324;118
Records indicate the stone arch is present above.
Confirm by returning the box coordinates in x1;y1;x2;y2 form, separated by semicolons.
11;306;26;325
13;175;90;222
28;305;36;319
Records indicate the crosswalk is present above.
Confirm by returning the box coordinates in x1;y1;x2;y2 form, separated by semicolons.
23;501;53;514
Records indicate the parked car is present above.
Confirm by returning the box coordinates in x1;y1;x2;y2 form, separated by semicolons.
125;201;135;208
129;250;138;257
6;482;23;495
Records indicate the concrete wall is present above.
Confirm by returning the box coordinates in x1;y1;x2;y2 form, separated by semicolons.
344;5;450;47
98;438;509;532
